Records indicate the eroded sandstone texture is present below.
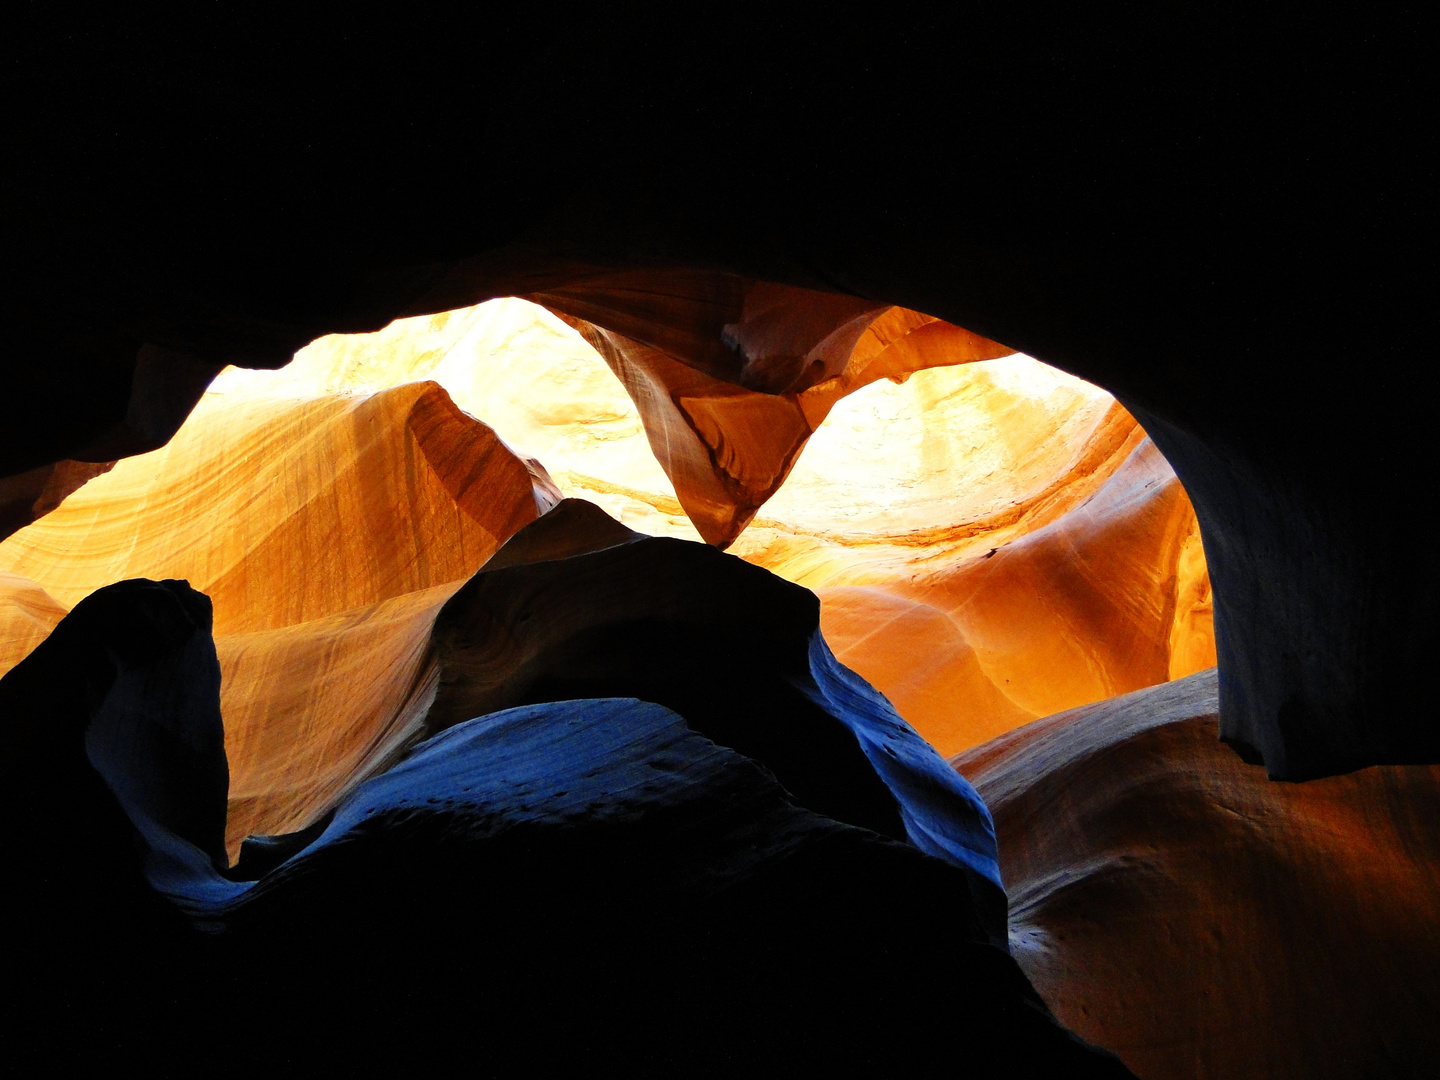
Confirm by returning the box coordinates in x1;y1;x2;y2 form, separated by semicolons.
549;282;1013;546
954;668;1440;1079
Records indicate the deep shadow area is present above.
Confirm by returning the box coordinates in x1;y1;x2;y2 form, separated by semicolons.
0;572;1131;1074
4;9;1433;777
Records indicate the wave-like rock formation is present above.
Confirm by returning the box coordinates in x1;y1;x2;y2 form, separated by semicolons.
164;298;1212;756
0;297;1424;1075
0;380;551;624
424;498;1002;882
0;378;554;852
0;555;1132;1074
953;668;1440;1079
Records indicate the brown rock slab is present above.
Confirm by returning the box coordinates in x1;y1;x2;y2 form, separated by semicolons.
0;459;116;544
953;668;1440;1079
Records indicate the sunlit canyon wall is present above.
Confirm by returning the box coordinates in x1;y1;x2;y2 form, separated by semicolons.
0;297;1214;780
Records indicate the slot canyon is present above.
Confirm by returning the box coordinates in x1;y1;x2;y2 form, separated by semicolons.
2;10;1435;1077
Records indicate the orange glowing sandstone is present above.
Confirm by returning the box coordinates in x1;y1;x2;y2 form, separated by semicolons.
0;296;1217;852
223;297;1214;754
723;360;1214;753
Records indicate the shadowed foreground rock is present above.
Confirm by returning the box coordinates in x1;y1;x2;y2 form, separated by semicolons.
0;578;223;1065
428;499;991;871
0;572;1131;1074
954;669;1440;1079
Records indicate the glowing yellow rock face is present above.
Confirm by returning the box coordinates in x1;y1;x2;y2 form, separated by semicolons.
210;298;704;541
0;384;547;629
747;354;1119;537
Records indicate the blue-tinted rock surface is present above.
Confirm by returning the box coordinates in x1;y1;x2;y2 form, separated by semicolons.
0;556;1131;1074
